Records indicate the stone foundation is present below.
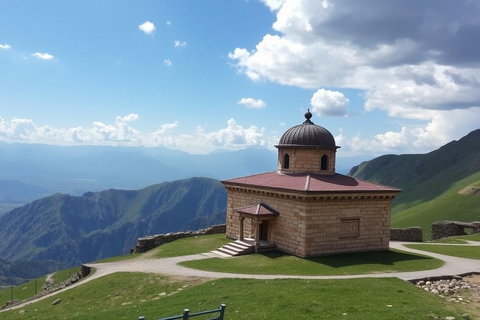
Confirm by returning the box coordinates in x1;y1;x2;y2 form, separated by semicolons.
431;221;480;240
390;227;423;242
133;224;226;253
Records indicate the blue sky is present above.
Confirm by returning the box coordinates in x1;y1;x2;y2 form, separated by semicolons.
1;0;479;158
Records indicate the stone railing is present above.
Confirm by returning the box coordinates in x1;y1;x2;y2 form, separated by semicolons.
431;221;480;240
132;224;227;253
390;227;423;242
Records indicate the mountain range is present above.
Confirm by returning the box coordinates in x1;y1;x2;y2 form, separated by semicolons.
1;128;478;281
349;129;480;238
0;177;226;269
0;142;367;215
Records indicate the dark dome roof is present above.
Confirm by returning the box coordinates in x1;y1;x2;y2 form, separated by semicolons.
277;110;337;148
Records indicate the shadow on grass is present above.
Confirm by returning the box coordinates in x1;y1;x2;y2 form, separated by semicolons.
258;249;435;268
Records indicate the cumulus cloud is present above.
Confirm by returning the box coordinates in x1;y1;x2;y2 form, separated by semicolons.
0;115;267;154
229;1;480;110
237;98;266;109
0;43;11;49
164;59;172;66
31;52;54;60
138;21;156;34
310;89;348;116
229;0;480;154
174;40;187;48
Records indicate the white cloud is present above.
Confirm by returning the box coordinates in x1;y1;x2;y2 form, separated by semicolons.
202;119;266;148
310;89;348;116
260;0;286;11
0;115;267;154
164;59;172;66
0;43;11;49
166;20;172;26
174;41;187;48
31;52;54;60
138;21;156;35
229;0;480;154
229;1;480;113
237;98;266;109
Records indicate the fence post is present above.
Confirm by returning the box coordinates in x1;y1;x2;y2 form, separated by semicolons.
219;304;226;320
182;309;190;320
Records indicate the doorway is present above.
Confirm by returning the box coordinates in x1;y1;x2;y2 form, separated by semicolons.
259;221;268;241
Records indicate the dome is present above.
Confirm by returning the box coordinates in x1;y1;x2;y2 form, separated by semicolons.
277;110;337;148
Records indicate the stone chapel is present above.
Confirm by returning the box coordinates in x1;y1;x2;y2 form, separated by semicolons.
222;110;401;257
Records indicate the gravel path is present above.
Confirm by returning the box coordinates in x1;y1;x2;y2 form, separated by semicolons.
83;241;480;281
3;241;480;312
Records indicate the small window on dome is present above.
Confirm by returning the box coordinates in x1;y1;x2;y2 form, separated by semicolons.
283;154;290;169
321;154;328;170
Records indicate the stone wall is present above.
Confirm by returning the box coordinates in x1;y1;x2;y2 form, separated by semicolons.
431;221;480;240
133;224;226;253
390;227;423;242
277;147;337;175
225;186;396;257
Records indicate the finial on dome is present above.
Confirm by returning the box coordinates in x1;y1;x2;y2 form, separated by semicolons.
304;109;313;124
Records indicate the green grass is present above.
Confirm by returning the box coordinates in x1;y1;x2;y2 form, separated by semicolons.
180;249;443;276
94;252;145;263
405;244;480;260
53;267;82;283
0;267;81;308
391;172;480;240
0;276;46;307
151;234;231;258
432;233;480;244
95;234;232;263
0;273;464;320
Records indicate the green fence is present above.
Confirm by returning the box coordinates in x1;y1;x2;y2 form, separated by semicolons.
139;304;226;320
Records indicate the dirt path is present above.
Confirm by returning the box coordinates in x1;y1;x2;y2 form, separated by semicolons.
3;241;480;312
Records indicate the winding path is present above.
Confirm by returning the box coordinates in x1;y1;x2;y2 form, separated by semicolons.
84;241;480;281
2;241;480;312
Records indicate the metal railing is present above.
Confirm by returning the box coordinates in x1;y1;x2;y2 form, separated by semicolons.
138;303;226;320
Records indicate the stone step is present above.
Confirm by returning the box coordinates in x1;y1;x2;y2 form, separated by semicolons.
228;242;252;250
217;247;239;256
235;240;254;247
210;250;233;258
221;244;245;254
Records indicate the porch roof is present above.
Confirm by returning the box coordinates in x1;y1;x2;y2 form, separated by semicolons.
234;202;279;217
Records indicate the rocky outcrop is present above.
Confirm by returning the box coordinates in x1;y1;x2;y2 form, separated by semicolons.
390;227;423;242
431;221;480;240
133;224;226;253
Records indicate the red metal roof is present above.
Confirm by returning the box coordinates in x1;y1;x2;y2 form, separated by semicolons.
222;171;401;193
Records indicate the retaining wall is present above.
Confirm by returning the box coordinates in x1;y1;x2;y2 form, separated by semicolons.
390;227;423;242
132;224;226;253
431;221;480;240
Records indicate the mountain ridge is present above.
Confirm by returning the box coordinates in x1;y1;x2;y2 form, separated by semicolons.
0;177;227;266
349;128;480;238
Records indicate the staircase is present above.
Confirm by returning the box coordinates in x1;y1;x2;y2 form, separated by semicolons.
211;240;254;258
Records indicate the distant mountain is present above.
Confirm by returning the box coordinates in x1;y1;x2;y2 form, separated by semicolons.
0;143;276;210
349;129;480;238
0;177;227;266
0;258;67;287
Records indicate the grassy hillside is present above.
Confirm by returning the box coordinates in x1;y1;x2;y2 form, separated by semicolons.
0;234;466;319
0;258;67;287
0;177;226;266
391;171;480;239
349;129;480;239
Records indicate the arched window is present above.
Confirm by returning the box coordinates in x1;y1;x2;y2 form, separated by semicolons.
321;154;328;170
283;153;290;169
